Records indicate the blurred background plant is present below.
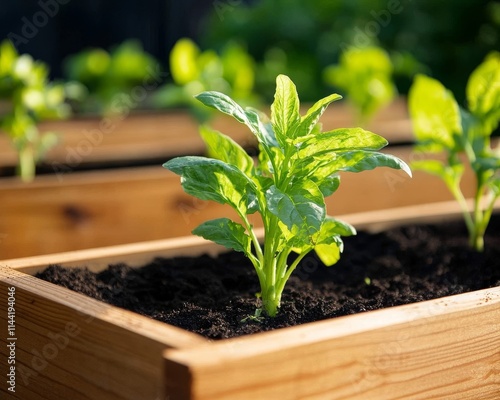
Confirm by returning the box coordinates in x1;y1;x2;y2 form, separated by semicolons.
201;0;499;106
150;37;259;122
63;39;161;115
1;0;498;126
323;46;396;124
0;40;70;181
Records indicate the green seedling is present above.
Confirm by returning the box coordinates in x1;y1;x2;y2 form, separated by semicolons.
164;74;411;317
0;40;69;181
408;51;500;251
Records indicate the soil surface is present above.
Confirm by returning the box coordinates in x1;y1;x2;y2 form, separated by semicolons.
37;215;500;340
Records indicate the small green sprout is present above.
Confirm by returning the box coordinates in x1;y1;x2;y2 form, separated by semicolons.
0;40;69;181
408;51;500;251
164;74;411;317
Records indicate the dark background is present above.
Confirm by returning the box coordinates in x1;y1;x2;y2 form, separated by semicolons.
0;0;215;78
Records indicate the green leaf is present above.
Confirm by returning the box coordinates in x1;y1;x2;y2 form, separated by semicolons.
320;150;412;176
200;125;254;176
319;216;357;238
316;174;340;197
313;217;356;266
195;91;248;123
314;241;342;266
466;51;500;133
195;92;276;149
163;156;255;214
169;38;200;85
296;93;342;138
266;181;325;237
408;74;462;150
488;177;500;196
297;128;388;159
192;218;251;254
271;74;301;147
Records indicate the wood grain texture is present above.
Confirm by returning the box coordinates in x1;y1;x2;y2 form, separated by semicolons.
1;201;498;400
0;267;206;400
0;99;413;168
163;286;500;400
0;146;477;259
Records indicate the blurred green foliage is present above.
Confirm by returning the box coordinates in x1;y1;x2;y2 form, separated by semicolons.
150;38;259;122
201;0;500;104
63;39;161;114
0;40;69;181
324;46;395;123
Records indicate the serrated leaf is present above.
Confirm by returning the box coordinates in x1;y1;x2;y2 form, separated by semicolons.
266;181;325;237
200;125;254;175
192;218;251;254
163;156;255;214
271;74;301;148
409;74;461;150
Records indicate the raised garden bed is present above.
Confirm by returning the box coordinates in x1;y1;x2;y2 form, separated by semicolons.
1;200;499;399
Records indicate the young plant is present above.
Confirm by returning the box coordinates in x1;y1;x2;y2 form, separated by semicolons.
0;40;69;181
164;74;411;317
408;51;500;251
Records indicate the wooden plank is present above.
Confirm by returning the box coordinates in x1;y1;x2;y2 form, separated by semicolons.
163;286;500;400
0;146;478;259
0;99;413;169
0;267;206;400
3;198;497;272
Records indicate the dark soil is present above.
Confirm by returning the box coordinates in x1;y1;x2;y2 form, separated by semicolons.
36;215;500;340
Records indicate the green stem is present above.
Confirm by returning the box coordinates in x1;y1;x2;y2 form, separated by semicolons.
17;144;36;182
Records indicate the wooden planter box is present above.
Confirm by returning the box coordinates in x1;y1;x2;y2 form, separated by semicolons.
1;200;499;400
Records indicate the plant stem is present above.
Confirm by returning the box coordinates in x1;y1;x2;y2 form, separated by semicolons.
17;145;36;182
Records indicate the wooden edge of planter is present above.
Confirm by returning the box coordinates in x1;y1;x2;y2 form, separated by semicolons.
162;286;500;400
0;265;208;399
2;199;496;272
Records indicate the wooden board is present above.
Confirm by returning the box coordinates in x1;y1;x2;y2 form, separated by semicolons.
163;286;500;400
0;98;413;169
0;267;206;400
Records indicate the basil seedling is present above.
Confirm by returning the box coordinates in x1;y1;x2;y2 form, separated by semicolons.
409;52;500;251
164;74;411;317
